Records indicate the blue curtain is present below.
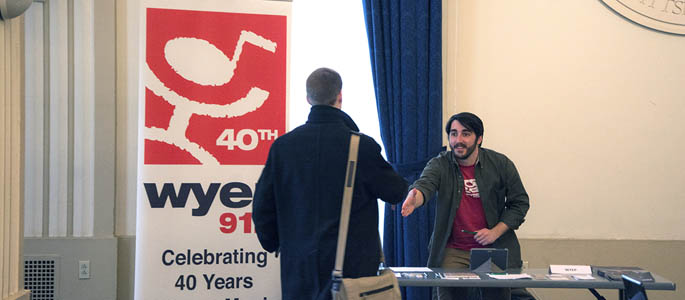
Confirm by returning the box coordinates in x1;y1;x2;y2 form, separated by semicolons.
362;1;443;299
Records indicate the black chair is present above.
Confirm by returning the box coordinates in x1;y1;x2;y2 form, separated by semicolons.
622;274;648;300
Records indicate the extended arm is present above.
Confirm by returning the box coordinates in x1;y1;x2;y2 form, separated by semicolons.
401;156;443;217
361;137;408;205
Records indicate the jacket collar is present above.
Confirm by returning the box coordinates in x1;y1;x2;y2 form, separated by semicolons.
306;105;360;132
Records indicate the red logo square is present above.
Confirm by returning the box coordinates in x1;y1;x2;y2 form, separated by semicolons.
144;8;287;165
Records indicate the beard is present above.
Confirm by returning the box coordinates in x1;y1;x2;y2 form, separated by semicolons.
450;141;478;161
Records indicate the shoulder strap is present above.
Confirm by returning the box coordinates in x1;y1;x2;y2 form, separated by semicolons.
332;132;387;280
332;132;361;279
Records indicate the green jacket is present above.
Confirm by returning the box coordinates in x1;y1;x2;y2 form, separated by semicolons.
410;147;530;268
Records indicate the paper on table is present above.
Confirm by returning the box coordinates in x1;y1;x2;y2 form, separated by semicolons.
396;272;427;279
572;274;595;280
547;274;572;280
389;267;432;272
442;272;481;280
487;273;532;280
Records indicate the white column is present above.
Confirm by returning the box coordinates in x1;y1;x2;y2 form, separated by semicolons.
72;0;95;237
23;1;45;238
48;0;69;237
1;13;30;300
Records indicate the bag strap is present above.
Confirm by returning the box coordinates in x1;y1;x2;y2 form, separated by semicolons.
332;132;360;279
332;132;386;280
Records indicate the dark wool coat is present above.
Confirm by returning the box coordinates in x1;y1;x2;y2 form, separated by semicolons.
253;105;407;300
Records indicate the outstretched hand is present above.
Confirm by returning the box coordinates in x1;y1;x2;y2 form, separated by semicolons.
401;188;424;217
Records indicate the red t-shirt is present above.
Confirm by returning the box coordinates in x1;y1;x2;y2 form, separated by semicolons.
446;164;488;251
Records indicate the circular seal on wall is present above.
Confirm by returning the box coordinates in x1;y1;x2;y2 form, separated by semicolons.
601;0;685;35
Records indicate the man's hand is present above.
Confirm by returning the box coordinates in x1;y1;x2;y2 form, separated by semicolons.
474;222;509;245
401;188;424;217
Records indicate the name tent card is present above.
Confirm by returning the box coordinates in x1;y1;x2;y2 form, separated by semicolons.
549;265;592;275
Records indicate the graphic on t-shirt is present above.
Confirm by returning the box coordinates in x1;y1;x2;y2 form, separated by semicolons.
464;179;480;198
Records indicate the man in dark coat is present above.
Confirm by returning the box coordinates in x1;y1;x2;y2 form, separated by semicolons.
252;67;408;300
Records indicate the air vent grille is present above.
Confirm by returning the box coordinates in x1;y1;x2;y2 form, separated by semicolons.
24;256;59;300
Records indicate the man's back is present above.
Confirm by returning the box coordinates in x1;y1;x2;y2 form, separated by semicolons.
253;105;407;300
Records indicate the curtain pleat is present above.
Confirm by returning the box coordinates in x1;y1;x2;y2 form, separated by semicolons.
363;1;443;299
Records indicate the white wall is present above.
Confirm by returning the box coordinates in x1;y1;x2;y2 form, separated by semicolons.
445;0;685;240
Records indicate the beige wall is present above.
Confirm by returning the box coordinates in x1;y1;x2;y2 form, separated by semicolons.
445;1;685;241
443;2;685;298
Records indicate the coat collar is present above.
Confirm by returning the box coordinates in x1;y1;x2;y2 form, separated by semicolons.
306;105;360;132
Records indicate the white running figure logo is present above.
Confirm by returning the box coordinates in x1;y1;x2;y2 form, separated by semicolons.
145;30;277;165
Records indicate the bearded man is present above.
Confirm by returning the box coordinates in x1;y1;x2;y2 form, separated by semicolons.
401;112;530;300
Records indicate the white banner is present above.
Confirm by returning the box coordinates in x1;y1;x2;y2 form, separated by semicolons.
135;1;290;299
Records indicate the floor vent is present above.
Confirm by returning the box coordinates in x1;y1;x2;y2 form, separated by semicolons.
24;255;60;300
